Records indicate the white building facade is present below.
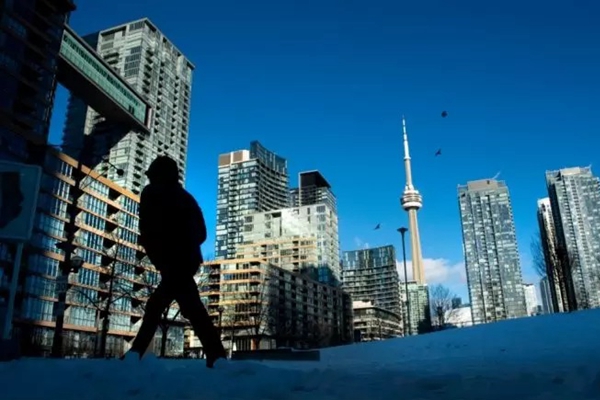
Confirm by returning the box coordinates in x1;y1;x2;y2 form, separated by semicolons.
523;283;539;316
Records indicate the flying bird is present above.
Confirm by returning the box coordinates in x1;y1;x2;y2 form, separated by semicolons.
435;149;442;156
441;111;448;118
374;223;381;230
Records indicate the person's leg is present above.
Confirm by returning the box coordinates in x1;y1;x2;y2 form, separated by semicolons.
129;282;174;355
175;275;226;367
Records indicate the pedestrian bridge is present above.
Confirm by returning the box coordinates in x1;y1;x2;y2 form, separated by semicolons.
57;25;152;134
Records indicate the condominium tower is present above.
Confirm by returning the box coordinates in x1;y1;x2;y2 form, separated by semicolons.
545;167;600;310
237;203;341;285
290;171;337;213
0;0;75;163
458;178;527;324
402;281;431;335
215;141;289;260
342;246;402;317
536;197;565;312
539;276;553;314
6;150;185;356
523;283;539;316
62;18;194;194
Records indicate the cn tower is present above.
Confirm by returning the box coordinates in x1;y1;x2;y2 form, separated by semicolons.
400;116;425;284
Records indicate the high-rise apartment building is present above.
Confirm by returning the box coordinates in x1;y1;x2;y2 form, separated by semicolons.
1;1;76;354
546;167;600;310
458;178;527;324
342;246;402;317
0;0;75;163
62;18;194;194
539;276;553;314
4;150;185;356
0;10;180;356
523;283;539;316
215;141;289;260
237;204;341;285
536;197;566;312
290;171;336;213
401;281;431;335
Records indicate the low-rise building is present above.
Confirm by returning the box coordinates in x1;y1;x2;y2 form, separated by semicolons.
352;300;402;341
444;305;473;328
191;258;353;354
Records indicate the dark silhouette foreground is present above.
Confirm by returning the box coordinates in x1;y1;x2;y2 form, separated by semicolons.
125;156;225;367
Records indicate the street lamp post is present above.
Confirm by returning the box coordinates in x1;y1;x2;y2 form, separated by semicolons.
50;151;124;358
217;306;224;335
397;227;411;337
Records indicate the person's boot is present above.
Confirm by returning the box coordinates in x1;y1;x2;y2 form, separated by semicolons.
120;349;143;361
205;347;227;368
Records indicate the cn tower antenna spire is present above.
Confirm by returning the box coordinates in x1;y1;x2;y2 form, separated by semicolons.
402;115;414;189
400;115;425;285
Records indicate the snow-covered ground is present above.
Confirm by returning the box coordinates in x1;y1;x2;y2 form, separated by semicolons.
2;310;600;400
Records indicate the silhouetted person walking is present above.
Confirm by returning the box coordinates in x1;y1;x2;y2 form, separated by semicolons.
124;156;226;368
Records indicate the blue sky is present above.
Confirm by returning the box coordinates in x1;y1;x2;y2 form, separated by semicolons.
49;0;600;301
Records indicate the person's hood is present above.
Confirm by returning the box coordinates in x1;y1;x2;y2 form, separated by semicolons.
145;156;179;185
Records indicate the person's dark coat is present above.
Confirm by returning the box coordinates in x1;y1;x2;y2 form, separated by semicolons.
138;156;206;274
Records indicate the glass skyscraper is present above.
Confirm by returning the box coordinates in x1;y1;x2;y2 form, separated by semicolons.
402;281;431;335
290;171;337;214
539;275;553;314
1;13;188;356
237;203;341;285
0;0;75;353
342;246;402;317
215;141;289;260
536;197;566;312
0;0;75;163
4;150;185;356
458;178;527;324
545;167;600;310
62;18;194;194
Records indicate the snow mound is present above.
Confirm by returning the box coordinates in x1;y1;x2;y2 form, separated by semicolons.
2;310;600;399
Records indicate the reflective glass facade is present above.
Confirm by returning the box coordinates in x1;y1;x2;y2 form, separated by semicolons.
458;179;527;324
546;167;600;310
216;142;289;260
0;0;74;351
62;18;193;194
0;0;74;162
59;30;147;125
290;171;337;214
3;151;184;357
342;246;401;317
400;282;431;335
536;197;566;312
239;204;340;285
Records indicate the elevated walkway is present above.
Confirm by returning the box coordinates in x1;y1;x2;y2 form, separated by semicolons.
57;25;152;134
